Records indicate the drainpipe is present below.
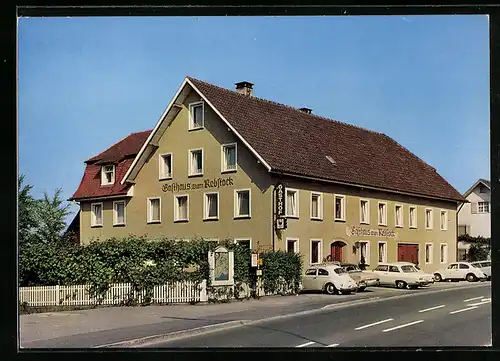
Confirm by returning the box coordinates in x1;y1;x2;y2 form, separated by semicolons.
456;201;467;261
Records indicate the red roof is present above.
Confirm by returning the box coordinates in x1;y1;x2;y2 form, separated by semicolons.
70;131;151;200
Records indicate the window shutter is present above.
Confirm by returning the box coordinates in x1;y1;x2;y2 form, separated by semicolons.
471;202;478;214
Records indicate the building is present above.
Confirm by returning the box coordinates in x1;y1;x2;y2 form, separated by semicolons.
457;179;491;260
70;76;466;274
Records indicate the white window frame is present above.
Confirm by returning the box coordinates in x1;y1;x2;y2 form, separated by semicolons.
101;165;115;186
188;101;204;130
174;194;190;222
478;201;490;213
221;142;238;173
425;208;433;230
234;238;252;249
440;210;448;231
204;192;219;220
234;188;251;218
360;199;370;225
425;243;434;264
310;192;323;220
91;202;103;227
158;152;173;180
440;243;448;264
286;188;299;218
147;197;161;224
409;206;417;229
310;239;322;265
188;148;204;177
378;202;387;226
286;237;300;254
334;194;346;222
394;204;403;228
113;200;126;226
359;241;371;264
377;241;387;263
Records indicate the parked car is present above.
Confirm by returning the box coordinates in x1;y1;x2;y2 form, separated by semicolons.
433;262;487;282
340;263;380;291
372;262;433;289
413;264;435;285
302;264;359;295
469;261;491;281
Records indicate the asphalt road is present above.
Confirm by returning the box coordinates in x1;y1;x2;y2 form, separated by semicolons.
150;282;491;348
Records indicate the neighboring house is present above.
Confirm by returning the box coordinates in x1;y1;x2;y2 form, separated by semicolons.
457;179;491;260
69;76;466;274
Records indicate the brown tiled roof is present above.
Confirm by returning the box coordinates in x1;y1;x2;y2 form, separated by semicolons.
70;131;151;200
188;77;464;202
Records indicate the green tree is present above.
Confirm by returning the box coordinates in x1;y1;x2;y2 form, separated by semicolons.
18;174;39;247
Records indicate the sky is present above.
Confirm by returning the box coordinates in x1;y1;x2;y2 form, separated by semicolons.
18;15;490;226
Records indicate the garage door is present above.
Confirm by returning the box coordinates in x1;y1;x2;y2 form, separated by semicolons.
398;244;419;264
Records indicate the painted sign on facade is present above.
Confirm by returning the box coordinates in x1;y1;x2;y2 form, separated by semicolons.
346;226;396;238
162;177;234;193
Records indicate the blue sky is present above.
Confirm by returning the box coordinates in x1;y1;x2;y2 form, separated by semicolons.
18;15;490;225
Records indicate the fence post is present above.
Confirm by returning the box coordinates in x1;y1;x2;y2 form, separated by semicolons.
199;280;208;302
55;284;60;306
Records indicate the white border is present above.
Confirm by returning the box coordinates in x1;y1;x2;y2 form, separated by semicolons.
204;192;219;220
394;204;403;228
286;188;299;218
221;142;238;173
378;201;387;226
113;200;126;226
310;191;323;220
360;198;370;225
425;208;434;230
333;194;346;222
101;164;115;186
409;205;417;229
286;237;300;253
377;241;387;263
309;239;323;265
90;202;103;227
147;197;161;223
188;101;205;130
158;152;173;180
440;209;448;231
234;238;252;249
234;188;252;218
440;243;448;264
188;148;204;177
174;194;190;222
424;243;434;264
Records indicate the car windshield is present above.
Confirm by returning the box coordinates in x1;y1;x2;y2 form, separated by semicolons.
401;265;418;273
334;268;346;274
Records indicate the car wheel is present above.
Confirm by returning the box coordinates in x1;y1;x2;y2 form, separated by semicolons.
466;273;477;282
396;280;407;289
324;283;337;295
434;273;443;282
358;287;366;292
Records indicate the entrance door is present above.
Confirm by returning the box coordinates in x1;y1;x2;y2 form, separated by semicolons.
331;242;345;262
397;244;419;265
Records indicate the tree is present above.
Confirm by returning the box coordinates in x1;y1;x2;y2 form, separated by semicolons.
18;175;38;247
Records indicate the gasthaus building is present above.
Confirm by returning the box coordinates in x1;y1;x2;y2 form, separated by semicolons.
70;76;466;274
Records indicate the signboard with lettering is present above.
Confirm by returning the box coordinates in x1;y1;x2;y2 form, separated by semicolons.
275;218;287;230
275;182;286;217
251;253;258;267
162;177;234;193
346;226;396;238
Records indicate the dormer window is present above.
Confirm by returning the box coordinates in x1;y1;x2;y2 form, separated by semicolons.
101;165;115;185
188;101;204;130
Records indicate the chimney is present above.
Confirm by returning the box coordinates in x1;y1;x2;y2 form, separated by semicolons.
299;107;312;114
235;81;254;97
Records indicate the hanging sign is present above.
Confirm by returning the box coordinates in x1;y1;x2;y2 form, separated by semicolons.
275;182;286;217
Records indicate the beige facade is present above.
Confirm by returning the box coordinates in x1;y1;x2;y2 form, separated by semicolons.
78;88;457;274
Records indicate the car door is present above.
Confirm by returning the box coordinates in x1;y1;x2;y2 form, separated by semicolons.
481;262;491;276
387;265;401;284
302;268;317;290
458;263;470;279
373;265;389;285
444;263;458;279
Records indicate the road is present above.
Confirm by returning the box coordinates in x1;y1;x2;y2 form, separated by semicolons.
150;282;491;348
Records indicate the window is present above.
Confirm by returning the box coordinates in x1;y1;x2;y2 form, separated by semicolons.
389;266;400;273
286;238;299;253
310;192;323;220
147;198;161;223
375;265;388;272
234;189;251;218
334;268;346;275
310;240;322;264
447;264;458;270
378;202;387;226
91;203;103;227
113;201;126;226
425;243;433;264
409;206;417;228
174;195;189;222
440;244;448;264
359;241;370;264
101;165;115;185
458;225;469;235
305;269;317;276
159;153;173;179
286;189;299;217
204;192;219;220
221;143;237;172
395;205;403;227
188;149;203;176
318;268;329;276
440;210;448;230
188;102;204;130
401;265;417;273
478;202;490;213
425;208;433;229
360;199;370;224
235;239;251;249
459;263;469;269
334;195;346;221
378;242;387;263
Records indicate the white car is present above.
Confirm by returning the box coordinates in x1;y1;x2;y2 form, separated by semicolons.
470;260;491;280
413;264;435;285
302;264;358;295
433;262;487;282
372;262;433;289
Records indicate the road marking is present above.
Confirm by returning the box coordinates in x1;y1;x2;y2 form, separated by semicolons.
467;300;491;307
382;320;424;333
449;306;478;314
327;343;339;347
463;296;483;302
481;297;491;302
296;341;315;348
418;305;445;313
355;318;394;330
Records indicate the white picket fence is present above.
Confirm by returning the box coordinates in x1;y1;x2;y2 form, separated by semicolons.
19;280;208;307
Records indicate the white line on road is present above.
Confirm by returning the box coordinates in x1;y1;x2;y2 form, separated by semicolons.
467;300;491;307
418;305;445;313
382;320;424;333
355;318;394;330
296;341;315;348
463;296;483;302
327;343;339;347
481;298;491;302
449;306;478;314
